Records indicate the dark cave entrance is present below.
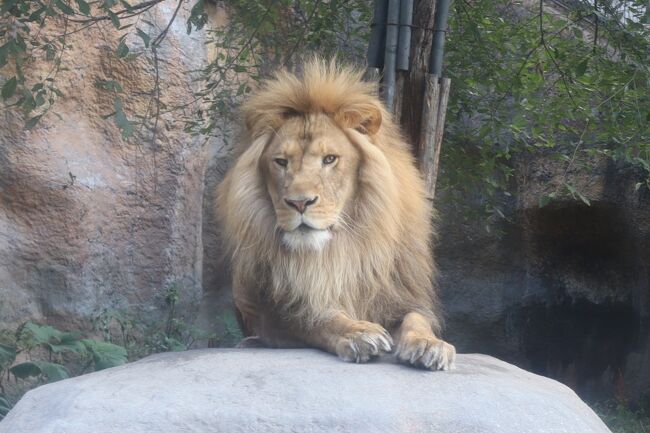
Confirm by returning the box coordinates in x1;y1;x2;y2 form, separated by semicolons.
514;202;645;400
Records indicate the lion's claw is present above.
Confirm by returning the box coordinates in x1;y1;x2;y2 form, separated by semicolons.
396;333;456;371
335;322;393;363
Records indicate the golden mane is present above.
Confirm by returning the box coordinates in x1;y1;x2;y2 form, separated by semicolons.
216;59;442;336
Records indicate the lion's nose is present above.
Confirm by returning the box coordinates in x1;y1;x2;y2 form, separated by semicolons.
284;196;318;214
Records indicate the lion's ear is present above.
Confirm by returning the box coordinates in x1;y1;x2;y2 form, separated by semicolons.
336;103;382;136
235;132;272;170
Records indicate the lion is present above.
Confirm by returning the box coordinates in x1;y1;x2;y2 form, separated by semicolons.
216;59;455;370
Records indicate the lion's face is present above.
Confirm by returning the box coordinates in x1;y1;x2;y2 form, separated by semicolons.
261;114;361;252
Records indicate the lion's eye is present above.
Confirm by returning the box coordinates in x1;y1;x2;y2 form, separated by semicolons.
274;158;288;167
323;155;338;165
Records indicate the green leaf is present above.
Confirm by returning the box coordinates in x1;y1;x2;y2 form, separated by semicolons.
575;58;589;77
113;97;133;138
19;321;83;351
38;362;70;381
186;0;207;33
1;0;18;13
2;77;17;99
0;393;11;420
116;40;129;58
25;115;43;130
82;340;128;370
94;79;123;92
0;42;12;68
0;343;16;366
565;183;591;206
48;332;84;354
10;361;69;382
539;192;556;208
9;362;42;379
136;28;150;48
161;337;186;352
74;0;90;15
54;0;75;14
572;27;583;39
20;322;60;346
221;310;244;340
108;11;120;29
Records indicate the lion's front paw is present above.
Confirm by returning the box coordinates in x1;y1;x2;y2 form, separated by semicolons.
335;321;393;363
396;332;456;371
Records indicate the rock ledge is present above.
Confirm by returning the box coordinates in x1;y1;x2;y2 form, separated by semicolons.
0;349;610;433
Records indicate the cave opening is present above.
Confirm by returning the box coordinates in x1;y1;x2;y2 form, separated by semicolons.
516;202;645;400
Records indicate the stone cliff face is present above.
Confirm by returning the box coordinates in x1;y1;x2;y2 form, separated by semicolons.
438;155;650;402
0;1;229;331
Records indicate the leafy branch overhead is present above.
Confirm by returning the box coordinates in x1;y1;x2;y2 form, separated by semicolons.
0;0;648;212
442;0;649;217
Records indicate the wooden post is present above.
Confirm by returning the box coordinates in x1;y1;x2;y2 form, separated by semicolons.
419;75;450;200
418;74;440;197
396;0;436;148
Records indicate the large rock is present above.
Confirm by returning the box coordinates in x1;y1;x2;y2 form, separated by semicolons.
0;349;611;433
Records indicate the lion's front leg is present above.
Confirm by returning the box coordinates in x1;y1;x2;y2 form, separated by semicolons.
303;313;393;363
395;312;456;371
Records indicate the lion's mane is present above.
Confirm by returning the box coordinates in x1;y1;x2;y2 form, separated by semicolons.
217;59;441;333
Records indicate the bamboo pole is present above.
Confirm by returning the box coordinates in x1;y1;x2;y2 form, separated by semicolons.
396;0;413;71
382;0;400;113
429;0;451;75
367;0;388;69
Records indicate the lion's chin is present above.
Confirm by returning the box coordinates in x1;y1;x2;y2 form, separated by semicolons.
282;227;332;252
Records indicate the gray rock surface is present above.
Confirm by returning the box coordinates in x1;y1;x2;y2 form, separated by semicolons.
0;349;611;433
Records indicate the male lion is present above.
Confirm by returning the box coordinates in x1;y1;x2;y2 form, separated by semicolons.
216;59;455;370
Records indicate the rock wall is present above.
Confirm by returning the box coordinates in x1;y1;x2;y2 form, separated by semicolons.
438;154;650;402
0;1;229;331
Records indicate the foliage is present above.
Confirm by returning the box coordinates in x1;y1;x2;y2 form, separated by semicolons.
442;0;650;220
0;0;370;142
593;399;650;433
0;282;235;420
91;281;237;360
185;0;371;140
0;321;128;421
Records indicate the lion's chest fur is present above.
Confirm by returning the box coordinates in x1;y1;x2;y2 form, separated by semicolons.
267;239;397;324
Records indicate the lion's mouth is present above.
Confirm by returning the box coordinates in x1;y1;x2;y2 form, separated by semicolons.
282;223;333;252
295;223;332;233
296;223;317;232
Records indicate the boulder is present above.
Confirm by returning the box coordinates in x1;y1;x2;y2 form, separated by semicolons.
0;349;611;433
